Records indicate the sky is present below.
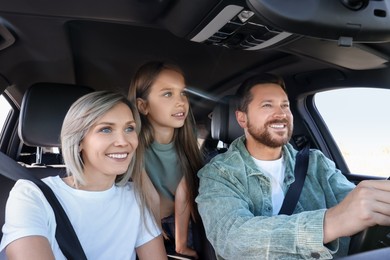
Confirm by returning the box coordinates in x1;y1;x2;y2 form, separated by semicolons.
0;95;11;132
315;88;390;177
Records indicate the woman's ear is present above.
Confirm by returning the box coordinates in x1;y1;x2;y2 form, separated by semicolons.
136;97;148;115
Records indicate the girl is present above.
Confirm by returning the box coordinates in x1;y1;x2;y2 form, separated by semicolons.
129;61;203;259
0;91;167;259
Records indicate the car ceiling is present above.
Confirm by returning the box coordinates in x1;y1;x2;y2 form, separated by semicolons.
1;0;390;123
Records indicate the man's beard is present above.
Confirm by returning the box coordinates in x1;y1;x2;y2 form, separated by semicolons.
247;119;293;148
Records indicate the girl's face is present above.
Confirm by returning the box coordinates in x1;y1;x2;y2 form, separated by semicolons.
79;102;138;184
138;69;189;133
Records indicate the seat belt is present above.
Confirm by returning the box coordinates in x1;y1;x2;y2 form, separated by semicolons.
0;152;87;260
278;142;310;215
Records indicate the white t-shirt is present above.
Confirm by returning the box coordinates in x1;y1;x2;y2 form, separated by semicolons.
0;176;160;260
252;156;285;215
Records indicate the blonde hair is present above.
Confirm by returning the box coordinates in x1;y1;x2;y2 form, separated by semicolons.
61;91;155;230
61;91;141;186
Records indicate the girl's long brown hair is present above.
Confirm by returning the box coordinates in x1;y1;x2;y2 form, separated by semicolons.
128;61;203;220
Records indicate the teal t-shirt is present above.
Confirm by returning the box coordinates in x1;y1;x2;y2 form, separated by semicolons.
145;141;183;201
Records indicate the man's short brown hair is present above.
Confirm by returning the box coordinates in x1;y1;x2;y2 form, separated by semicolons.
235;73;286;113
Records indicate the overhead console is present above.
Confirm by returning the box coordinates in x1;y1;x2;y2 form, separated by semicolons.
187;0;389;70
189;3;300;50
246;0;390;45
189;0;390;50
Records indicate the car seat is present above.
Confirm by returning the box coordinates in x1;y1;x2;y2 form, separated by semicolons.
210;95;243;145
18;83;93;166
201;95;243;163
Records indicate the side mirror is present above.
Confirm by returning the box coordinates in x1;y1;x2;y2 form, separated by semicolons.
247;0;390;45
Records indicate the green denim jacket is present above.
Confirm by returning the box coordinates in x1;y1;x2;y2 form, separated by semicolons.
196;136;355;260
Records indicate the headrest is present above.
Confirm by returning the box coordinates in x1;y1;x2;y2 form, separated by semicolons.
211;95;244;144
19;83;94;147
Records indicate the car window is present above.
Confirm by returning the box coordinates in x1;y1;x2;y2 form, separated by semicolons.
314;88;390;178
0;94;12;135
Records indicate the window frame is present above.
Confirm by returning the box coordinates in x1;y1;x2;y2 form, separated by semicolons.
0;92;19;156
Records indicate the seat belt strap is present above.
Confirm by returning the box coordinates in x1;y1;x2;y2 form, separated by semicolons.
0;152;87;260
278;142;310;215
32;178;87;260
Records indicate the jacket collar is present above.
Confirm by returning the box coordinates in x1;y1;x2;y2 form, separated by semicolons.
230;135;297;184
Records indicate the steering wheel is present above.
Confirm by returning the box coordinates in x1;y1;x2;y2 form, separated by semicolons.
348;225;390;254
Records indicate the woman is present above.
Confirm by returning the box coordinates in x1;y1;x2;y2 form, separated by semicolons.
0;91;167;259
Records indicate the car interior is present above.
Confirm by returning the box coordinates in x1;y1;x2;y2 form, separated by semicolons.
1;0;390;258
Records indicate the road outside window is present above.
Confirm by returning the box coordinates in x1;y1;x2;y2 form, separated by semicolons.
0;94;12;134
315;88;390;178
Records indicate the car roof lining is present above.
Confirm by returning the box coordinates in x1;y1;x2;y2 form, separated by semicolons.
1;0;390;122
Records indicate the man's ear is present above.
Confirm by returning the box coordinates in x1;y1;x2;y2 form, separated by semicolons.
236;110;247;129
136;98;148;115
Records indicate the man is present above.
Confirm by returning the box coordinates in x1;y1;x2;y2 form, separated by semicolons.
196;73;390;259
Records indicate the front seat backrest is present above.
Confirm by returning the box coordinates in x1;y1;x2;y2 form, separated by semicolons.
211;95;244;145
19;82;94;148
